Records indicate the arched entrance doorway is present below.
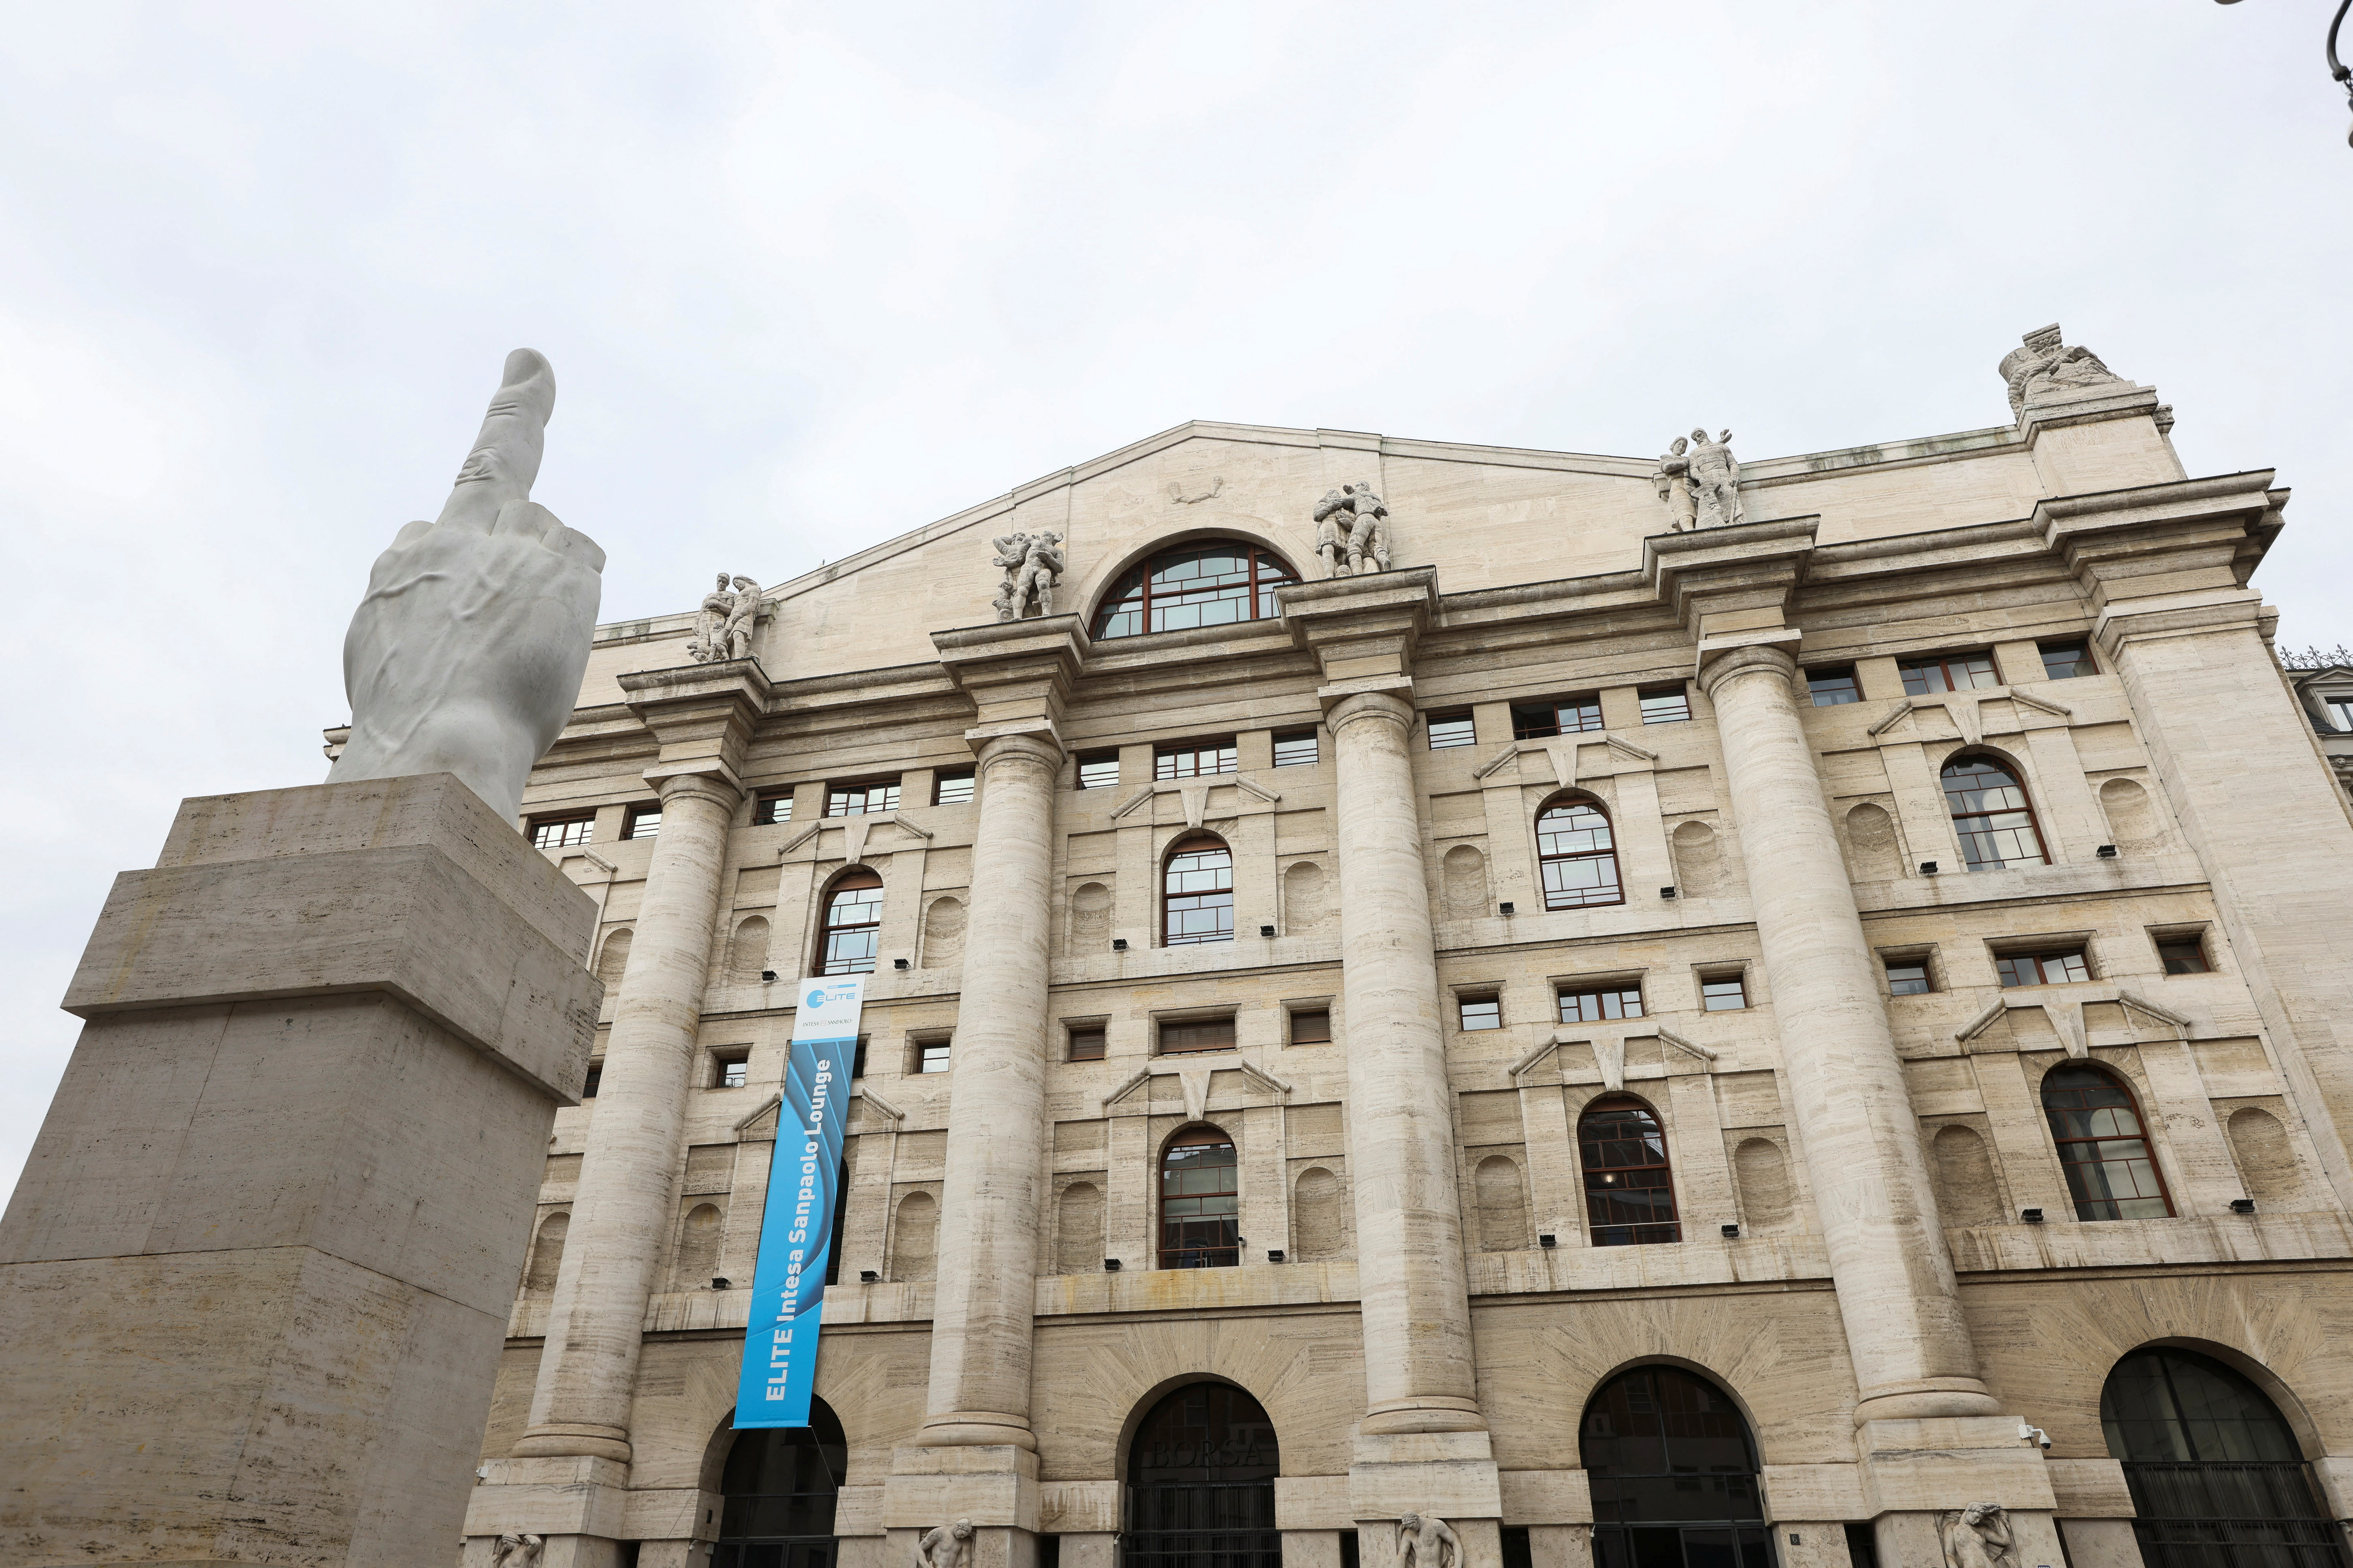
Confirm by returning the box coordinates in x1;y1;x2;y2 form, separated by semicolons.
2102;1346;2348;1566
714;1399;847;1568
1123;1382;1280;1568
1580;1364;1771;1567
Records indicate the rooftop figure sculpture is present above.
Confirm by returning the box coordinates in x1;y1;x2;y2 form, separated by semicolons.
1652;435;1697;531
688;572;762;663
1999;323;2125;417
991;531;1065;621
326;349;605;824
1685;429;1744;529
1312;481;1392;577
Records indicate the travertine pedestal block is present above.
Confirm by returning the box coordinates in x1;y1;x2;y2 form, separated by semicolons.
0;775;598;1567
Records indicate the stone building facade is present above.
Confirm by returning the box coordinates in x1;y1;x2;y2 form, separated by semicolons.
456;333;2353;1568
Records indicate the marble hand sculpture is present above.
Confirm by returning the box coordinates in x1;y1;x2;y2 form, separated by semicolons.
327;349;605;824
915;1519;974;1568
1999;323;2125;417
1395;1512;1462;1568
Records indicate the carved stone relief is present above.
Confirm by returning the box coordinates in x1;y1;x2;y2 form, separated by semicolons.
990;532;1065;621
1938;1502;2018;1568
1313;481;1391;577
916;1520;975;1568
688;573;762;663
1396;1512;1463;1568
492;1535;545;1568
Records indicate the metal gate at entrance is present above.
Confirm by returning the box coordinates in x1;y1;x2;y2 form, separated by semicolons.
1122;1383;1282;1568
715;1401;847;1568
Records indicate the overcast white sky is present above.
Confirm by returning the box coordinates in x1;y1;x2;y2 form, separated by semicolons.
3;3;2347;1196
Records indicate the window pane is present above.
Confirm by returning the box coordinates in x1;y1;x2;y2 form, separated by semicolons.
1903;654;2000;696
2043;1068;2171;1220
1513;698;1601;740
1886;961;1932;995
1559;987;1644;1023
932;771;975;806
752;792;794;825
2329;698;2353;733
1289;1010;1332;1044
1807;668;1861;706
826;781;901;817
530;815;595;849
1160;1018;1238;1054
1067;1029;1106;1062
1272;729;1319;766
1700;977;1746;1011
1639;687;1691;724
2040;640;2096;680
2158;940;2210;975
918;1042;951;1073
1428;712;1476;750
1159;1136;1239;1267
1156;741;1238;780
1580;1101;1680;1246
625;807;661;840
1076;752;1120;789
1459;997;1502;1031
721;1059;750;1089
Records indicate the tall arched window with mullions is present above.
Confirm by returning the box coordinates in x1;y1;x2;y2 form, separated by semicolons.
1581;1364;1768;1566
2042;1064;2173;1220
1091;541;1300;640
1163;834;1234;946
1579;1096;1680;1246
1537;795;1623;909
2102;1346;2347;1568
1942;753;2050;870
816;870;883;976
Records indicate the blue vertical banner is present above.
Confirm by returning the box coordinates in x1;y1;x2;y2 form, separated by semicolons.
734;975;862;1429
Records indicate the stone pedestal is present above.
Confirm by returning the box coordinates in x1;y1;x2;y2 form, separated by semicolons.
0;775;598;1567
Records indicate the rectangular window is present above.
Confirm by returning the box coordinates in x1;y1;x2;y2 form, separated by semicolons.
1427;710;1477;750
714;1053;750;1089
916;1039;952;1074
1159;1017;1237;1055
2157;937;2211;975
1272;728;1320;767
2328;698;2353;733
1155;739;1237;780
1067;1027;1107;1062
1511;697;1602;740
622;804;661;840
1557;985;1644;1023
529;813;595;849
826;779;901;817
1700;975;1748;1011
1997;950;2091;988
932;769;975;806
1638;685;1692;724
1900;652;2000;696
1886;959;1933;996
1458;996;1502;1031
2039;639;2097;680
1076;751;1120;790
581;1062;602;1099
853;1038;868;1079
1288;1009;1332;1044
751;790;794;826
1807;667;1861;706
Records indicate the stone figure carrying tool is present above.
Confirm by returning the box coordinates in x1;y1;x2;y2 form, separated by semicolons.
1684;429;1743;529
1396;1512;1462;1568
326;348;605;824
1652;435;1696;531
916;1519;975;1568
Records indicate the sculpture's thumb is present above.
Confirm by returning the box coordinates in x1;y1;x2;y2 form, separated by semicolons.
434;348;557;534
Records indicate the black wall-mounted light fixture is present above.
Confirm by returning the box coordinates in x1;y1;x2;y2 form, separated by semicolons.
1660;886;1678;900
761;969;778;982
711;1277;731;1290
2096;844;2119;859
1538;1233;1557;1248
2230;1197;2257;1215
1266;1249;1286;1263
1103;1257;1122;1272
1259;924;1276;938
892;957;910;970
2021;1207;2045;1224
1919;860;1940;876
859;1269;880;1283
1112;938;1129;952
1498;901;1516;915
1720;1223;1740;1239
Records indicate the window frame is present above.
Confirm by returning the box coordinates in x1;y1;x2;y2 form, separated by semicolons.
1154;738;1238;781
1075;750;1120;790
751;789;794;826
1458;994;1503;1031
1900;651;2001;696
1157;1125;1242;1268
816;869;885;976
931;769;975;807
1286;1008;1333;1045
1162;833;1236;947
2041;1064;2175;1221
1884;955;1935;996
912;1035;953;1075
2156;935;2212;975
2326;696;2353;733
1271;728;1320;767
1637;685;1692;725
1425;709;1477;751
1577;1094;1682;1246
1557;984;1645;1024
2038;639;2098;681
1065;1024;1107;1062
1942;752;2052;870
711;1046;751;1090
1090;541;1301;641
1510;695;1603;740
528;811;596;850
1806;666;1862;707
1536;794;1625;910
1997;949;2092;988
824;778;902;818
622;803;662;841
1698;973;1748;1011
1157;1015;1239;1056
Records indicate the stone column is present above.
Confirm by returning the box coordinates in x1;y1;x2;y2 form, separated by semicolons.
512;766;742;1461
0;775;597;1568
916;728;1060;1450
1698;641;1996;1420
1327;687;1485;1436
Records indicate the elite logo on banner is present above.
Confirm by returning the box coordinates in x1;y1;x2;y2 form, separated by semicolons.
733;975;862;1429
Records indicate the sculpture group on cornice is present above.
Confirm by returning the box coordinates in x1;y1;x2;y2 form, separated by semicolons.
991;530;1066;621
1314;480;1391;577
687;571;763;663
1652;429;1743;532
1998;322;2125;417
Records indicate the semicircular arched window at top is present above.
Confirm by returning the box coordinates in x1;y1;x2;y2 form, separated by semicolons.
1091;542;1300;640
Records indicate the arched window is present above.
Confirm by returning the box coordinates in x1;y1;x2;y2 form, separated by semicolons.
1091;541;1300;640
2102;1347;2345;1566
1159;1127;1239;1268
2042;1065;2173;1220
1579;1096;1680;1245
714;1396;847;1568
817;870;883;975
1124;1384;1280;1568
1942;754;2050;870
1581;1364;1766;1565
523;1212;568;1296
1163;834;1234;947
1537;796;1624;910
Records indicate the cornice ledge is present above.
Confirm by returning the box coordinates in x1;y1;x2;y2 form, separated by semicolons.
2033;471;2279;538
1641;514;1821;581
616;658;775;703
931;614;1090;674
1276;566;1441;622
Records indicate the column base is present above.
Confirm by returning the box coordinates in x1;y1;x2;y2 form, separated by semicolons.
511;1423;636;1462
465;1456;633;1541
1360;1396;1489;1436
885;1527;1038;1568
1350;1430;1501;1529
883;1443;1041;1532
916;1410;1041;1450
1850;1380;2000;1424
1857;1416;2063;1568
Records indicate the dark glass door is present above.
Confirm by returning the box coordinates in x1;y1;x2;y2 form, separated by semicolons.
1123;1384;1281;1568
715;1402;847;1568
1581;1366;1775;1568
